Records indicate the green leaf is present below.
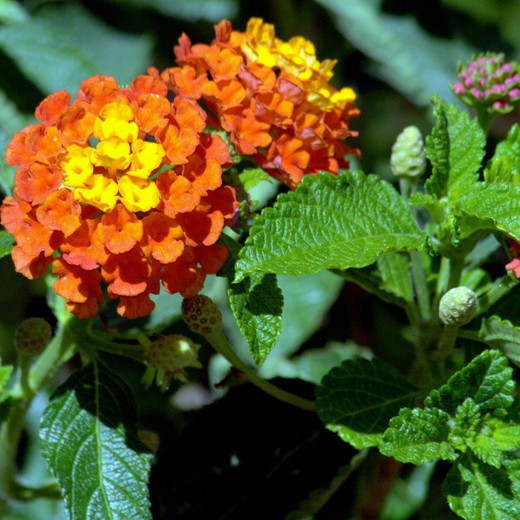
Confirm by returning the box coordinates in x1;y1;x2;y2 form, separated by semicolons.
316;358;422;449
0;363;13;424
457;183;520;242
228;272;283;366
315;0;472;106
36;4;153;86
221;234;283;366
40;362;153;520
485;125;520;185
0;4;152;96
0;0;28;24
236;171;424;281
381;462;436;520
377;253;413;302
479;316;520;367
426;349;515;416
0;230;14;259
424;97;485;201
381;407;457;463
106;0;238;21
444;454;520;520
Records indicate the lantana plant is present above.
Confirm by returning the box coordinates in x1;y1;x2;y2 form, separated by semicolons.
1;17;520;520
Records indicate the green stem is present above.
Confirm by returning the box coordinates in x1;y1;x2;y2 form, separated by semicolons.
411;251;431;321
11;481;62;501
0;317;76;512
205;328;316;412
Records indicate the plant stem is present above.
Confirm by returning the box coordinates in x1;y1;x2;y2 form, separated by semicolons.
205;328;316;412
411;251;431;321
0;317;76;513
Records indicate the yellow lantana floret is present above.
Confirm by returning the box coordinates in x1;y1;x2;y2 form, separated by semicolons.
74;174;119;212
129;140;166;179
61;144;94;187
118;175;160;213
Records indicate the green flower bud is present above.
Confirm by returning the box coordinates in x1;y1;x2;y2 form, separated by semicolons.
391;126;426;179
14;317;53;356
142;334;202;391
439;287;478;326
181;295;222;336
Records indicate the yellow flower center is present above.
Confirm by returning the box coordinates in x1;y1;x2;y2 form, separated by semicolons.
61;102;165;213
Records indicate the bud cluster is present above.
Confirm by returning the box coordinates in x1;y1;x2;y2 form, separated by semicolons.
439;287;478;327
391;126;426;179
451;53;520;114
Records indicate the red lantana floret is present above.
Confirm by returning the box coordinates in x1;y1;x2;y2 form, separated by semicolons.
160;18;360;188
1;74;238;319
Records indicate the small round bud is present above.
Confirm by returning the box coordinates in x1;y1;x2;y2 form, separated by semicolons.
14;317;53;356
142;334;202;391
439;287;478;326
181;295;222;335
391;126;426;179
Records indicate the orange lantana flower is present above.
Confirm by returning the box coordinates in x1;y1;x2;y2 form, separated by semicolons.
161;18;360;188
1;74;238;319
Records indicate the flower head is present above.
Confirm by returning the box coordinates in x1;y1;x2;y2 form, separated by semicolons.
1;74;238;319
161;18;360;188
451;53;520;115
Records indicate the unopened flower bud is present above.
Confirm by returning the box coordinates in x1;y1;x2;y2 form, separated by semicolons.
451;53;520;115
439;287;478;326
142;334;202;391
14;317;52;356
181;295;222;335
391;126;426;179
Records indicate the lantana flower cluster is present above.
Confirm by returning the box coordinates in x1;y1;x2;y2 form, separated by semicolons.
160;18;360;188
0;74;238;319
451;53;520;114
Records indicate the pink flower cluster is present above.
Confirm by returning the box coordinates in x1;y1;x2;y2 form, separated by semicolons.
452;53;520;114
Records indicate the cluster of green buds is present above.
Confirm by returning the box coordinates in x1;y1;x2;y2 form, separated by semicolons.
451;53;520;115
390;126;426;180
14;317;53;356
142;334;202;391
438;287;478;327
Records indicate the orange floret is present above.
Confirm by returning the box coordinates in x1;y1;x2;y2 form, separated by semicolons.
1;74;238;319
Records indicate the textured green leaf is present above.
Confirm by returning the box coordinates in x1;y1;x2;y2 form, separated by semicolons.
444;454;520;520
381;407;457;463
377;253;413;302
236;171;424;281
426;349;515;416
316;358;422;449
457;183;520;242
485;125;520;185
221;234;283;366
479;316;520;366
315;0;471;106
40;362;153;520
228;272;283;366
425;97;485;201
0;230;14;259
